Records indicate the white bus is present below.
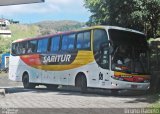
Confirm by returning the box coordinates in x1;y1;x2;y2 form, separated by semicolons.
9;26;150;93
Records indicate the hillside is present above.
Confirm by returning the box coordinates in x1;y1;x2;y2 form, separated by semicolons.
0;20;85;53
34;20;85;35
9;24;40;41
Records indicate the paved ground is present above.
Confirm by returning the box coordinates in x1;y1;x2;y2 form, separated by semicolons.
0;73;22;87
0;73;159;114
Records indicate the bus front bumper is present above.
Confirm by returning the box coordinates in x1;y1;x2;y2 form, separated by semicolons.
109;78;150;90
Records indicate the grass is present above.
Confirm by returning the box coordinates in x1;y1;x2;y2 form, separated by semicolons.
9;24;40;41
148;93;160;109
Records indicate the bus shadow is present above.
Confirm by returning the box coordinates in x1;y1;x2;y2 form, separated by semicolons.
4;86;159;104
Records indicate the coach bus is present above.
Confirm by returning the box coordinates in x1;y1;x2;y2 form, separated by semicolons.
9;26;150;93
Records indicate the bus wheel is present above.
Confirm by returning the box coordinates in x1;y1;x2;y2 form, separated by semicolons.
46;84;58;90
22;73;35;89
5;68;9;73
80;76;87;93
111;89;119;95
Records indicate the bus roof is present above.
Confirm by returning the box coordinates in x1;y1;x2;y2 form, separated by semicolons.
12;25;145;43
106;26;145;35
12;30;76;43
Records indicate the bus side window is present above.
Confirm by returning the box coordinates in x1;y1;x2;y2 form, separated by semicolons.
77;33;83;49
61;35;68;50
76;31;91;50
12;43;18;55
93;29;109;69
61;34;75;51
15;43;21;55
68;34;75;49
18;41;28;55
83;31;91;49
51;36;60;52
28;40;37;54
37;38;48;53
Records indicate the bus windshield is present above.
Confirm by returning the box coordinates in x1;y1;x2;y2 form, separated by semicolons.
108;29;149;74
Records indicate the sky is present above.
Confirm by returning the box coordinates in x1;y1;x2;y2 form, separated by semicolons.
0;0;91;23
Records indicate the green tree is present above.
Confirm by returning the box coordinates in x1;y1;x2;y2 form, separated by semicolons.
84;0;160;38
84;0;109;25
145;0;160;38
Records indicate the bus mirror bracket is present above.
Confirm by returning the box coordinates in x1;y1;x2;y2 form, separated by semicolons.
109;46;114;55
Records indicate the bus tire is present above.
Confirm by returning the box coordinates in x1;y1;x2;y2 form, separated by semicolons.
5;68;9;73
80;76;87;93
75;73;87;93
76;74;87;93
46;84;58;90
22;73;35;89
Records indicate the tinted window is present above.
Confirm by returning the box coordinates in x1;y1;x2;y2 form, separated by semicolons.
18;42;28;54
68;34;75;49
12;40;37;55
76;31;91;50
61;35;68;50
77;33;83;49
51;36;60;52
94;29;108;51
61;34;75;50
27;40;37;53
37;38;48;53
12;43;18;55
84;32;90;49
93;29;109;69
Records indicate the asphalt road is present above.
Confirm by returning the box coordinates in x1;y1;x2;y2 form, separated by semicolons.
0;73;158;114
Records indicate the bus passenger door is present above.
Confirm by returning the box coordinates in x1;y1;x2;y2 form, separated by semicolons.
89;63;99;88
93;29;110;88
98;46;110;88
99;68;110;88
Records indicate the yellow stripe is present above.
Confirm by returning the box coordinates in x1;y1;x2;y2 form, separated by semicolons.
32;51;95;71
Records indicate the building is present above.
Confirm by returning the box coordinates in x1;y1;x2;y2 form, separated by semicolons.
0;19;11;38
0;29;11;38
0;19;10;26
0;53;10;69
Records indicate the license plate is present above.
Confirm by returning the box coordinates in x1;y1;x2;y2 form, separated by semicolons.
131;85;137;88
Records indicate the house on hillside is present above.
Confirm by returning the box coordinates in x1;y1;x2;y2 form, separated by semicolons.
0;19;10;26
0;18;11;38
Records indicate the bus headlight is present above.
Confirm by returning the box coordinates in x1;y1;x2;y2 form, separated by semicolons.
144;80;149;83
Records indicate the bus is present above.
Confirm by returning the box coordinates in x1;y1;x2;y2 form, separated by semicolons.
9;26;150;93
